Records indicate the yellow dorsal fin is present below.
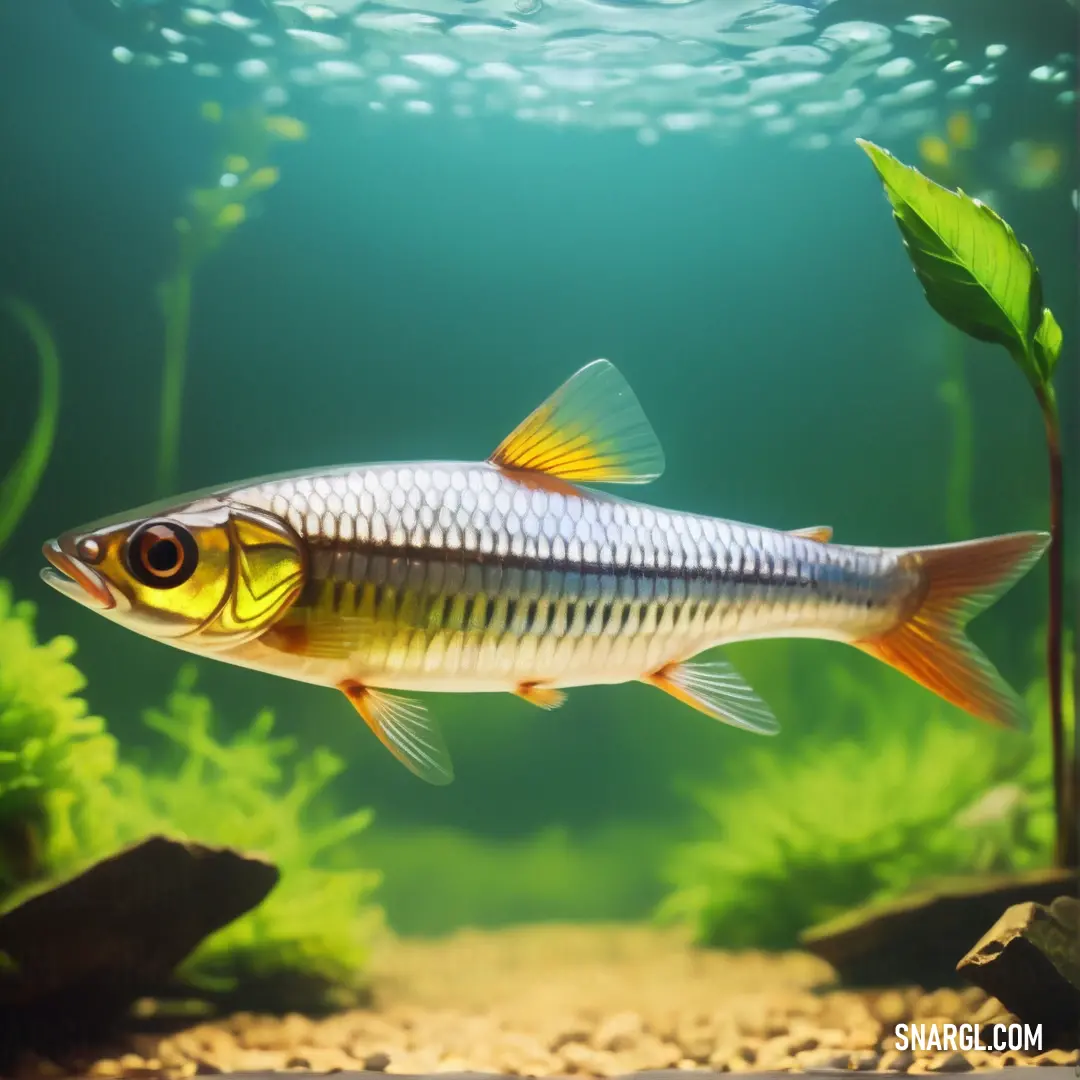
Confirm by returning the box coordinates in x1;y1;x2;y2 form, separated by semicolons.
790;525;833;543
489;359;665;484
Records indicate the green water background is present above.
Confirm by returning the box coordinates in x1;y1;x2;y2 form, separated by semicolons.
0;1;1076;936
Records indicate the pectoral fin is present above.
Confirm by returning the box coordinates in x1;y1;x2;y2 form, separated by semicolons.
643;658;779;735
339;680;454;784
489;359;665;484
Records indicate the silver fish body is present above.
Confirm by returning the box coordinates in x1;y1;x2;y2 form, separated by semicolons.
227;463;914;694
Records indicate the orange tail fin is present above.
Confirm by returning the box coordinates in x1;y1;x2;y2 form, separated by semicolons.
855;531;1050;728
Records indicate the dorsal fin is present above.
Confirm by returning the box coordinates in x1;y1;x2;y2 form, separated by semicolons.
489;359;665;485
790;525;833;543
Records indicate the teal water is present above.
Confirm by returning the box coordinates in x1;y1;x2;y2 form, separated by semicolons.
0;0;1075;944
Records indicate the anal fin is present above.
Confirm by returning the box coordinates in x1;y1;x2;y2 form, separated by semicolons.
643;658;779;735
339;680;454;785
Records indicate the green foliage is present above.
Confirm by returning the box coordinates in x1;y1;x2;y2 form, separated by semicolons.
0;298;60;553
72;666;382;1003
857;139;1062;392
657;661;1053;951
0;581;115;895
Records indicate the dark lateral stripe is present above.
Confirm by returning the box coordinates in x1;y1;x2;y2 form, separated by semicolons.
302;539;822;596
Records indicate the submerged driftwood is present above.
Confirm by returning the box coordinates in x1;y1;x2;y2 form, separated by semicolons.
798;868;1075;988
0;834;278;1055
957;895;1079;1040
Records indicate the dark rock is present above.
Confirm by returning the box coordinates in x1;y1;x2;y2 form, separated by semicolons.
0;834;278;1055
798;868;1074;989
956;895;1079;1040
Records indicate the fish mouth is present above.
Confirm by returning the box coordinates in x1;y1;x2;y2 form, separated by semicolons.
40;538;117;611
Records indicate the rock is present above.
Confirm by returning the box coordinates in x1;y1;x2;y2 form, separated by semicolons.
799;867;1074;988
0;835;278;1057
956;895;1080;1039
879;1047;915;1072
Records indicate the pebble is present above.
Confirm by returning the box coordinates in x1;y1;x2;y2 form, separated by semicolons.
879;1047;916;1072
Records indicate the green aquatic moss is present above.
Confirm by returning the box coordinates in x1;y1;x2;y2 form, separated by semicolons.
74;665;383;1006
0;581;116;895
657;661;1053;950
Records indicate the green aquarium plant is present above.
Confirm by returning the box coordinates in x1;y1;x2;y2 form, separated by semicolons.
657;661;1052;950
157;103;307;496
0;297;60;553
857;139;1075;869
0;582;115;896
73;666;382;1010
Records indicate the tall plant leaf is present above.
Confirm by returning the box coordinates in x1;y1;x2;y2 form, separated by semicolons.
1033;307;1063;381
0;298;61;552
856;139;1048;391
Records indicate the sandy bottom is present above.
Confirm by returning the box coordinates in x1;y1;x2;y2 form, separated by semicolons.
16;924;1078;1078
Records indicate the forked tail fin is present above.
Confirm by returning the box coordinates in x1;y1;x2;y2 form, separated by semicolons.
855;531;1050;728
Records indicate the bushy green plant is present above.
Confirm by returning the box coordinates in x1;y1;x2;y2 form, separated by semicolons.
657;660;1053;951
0;581;116;895
70;666;383;1006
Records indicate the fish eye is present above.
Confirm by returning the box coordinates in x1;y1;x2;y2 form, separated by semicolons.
126;521;198;589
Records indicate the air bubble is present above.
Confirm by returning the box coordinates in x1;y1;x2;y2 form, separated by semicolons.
237;58;270;79
377;73;422;93
897;15;951;37
876;57;915;79
404;53;460;76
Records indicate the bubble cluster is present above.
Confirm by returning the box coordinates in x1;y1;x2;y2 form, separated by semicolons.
87;1;1075;148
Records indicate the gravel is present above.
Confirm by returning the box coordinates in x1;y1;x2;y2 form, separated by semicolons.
11;924;1077;1078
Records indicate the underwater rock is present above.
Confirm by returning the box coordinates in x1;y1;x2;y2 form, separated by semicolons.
0;834;278;1055
798;867;1075;988
956;895;1079;1040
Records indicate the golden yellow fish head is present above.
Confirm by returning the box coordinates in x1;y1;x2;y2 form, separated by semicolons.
41;498;305;649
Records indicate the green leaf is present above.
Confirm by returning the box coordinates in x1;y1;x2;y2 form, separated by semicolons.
857;139;1047;390
0;299;61;552
1033;307;1063;381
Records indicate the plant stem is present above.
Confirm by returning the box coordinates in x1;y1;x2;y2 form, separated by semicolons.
157;265;193;497
1034;383;1073;868
940;329;974;541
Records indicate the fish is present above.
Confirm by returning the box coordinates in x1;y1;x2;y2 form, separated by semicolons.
41;360;1049;785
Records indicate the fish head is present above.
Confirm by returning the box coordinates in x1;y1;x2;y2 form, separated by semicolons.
41;498;306;650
